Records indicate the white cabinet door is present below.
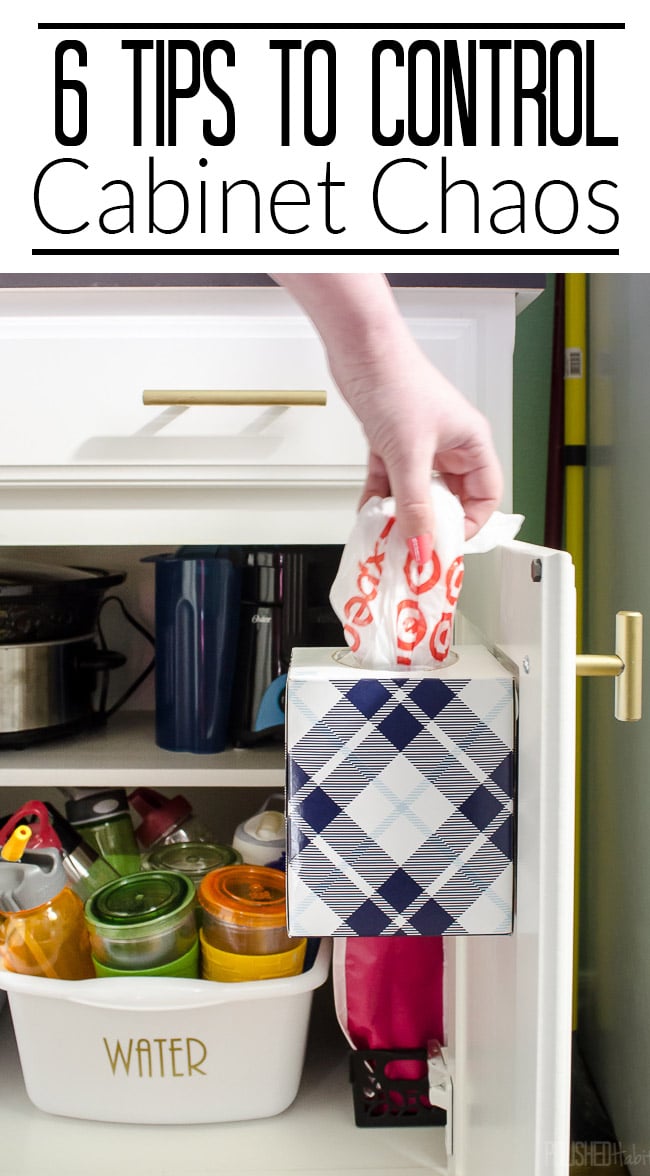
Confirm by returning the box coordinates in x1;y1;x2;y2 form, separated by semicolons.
0;287;514;498
450;541;576;1176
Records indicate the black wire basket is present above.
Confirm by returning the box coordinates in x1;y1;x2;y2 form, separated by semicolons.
349;1048;447;1129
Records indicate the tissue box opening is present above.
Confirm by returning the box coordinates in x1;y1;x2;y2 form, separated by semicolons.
286;646;515;938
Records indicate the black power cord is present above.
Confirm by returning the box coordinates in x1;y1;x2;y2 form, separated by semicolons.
96;594;156;718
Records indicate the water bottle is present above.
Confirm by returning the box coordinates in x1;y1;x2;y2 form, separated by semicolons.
44;802;120;901
128;786;217;852
232;793;286;867
0;800;61;851
0;800;119;901
0;827;95;980
62;788;141;876
142;552;241;754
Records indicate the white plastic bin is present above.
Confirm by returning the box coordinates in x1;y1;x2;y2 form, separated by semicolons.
0;940;330;1124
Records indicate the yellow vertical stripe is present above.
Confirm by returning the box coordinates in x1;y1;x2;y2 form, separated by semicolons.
564;273;587;1030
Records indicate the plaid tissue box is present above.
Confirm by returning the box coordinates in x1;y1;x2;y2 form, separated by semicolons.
286;647;515;937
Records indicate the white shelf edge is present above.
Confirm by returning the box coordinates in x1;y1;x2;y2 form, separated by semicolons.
0;712;286;790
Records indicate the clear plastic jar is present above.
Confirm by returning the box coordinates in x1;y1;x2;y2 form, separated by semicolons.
85;870;197;972
145;841;242;888
197;865;293;955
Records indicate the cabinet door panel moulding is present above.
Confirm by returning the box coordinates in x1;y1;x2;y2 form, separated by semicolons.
0;288;513;506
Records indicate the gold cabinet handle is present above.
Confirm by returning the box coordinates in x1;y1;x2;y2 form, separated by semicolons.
143;389;327;407
576;610;643;722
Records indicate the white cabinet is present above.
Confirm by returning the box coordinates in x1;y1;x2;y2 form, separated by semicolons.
0;284;516;548
0;285;515;500
0;541;576;1176
0;281;576;1175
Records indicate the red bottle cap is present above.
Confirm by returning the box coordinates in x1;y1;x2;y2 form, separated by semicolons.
128;787;192;849
0;801;61;851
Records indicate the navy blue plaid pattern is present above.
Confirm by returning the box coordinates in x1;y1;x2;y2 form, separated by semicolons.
287;674;514;937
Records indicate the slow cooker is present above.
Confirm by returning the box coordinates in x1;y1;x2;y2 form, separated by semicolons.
0;559;127;747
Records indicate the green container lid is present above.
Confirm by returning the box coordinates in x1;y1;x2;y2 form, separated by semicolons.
146;841;242;883
85;870;195;941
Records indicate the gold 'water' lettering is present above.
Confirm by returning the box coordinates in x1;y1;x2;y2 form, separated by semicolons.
187;1038;207;1076
154;1037;166;1077
103;1037;134;1075
169;1037;183;1077
136;1039;152;1078
102;1036;209;1077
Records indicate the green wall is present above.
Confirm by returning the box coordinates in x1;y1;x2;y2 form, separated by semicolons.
512;276;556;544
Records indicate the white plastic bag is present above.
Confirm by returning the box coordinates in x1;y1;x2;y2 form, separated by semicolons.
330;482;523;668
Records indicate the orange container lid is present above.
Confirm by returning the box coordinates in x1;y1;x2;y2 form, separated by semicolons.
197;865;287;928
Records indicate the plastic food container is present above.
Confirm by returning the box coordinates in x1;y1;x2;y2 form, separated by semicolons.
197;864;293;955
200;931;306;983
145;841;242;887
92;941;200;979
0;939;331;1123
84;871;197;974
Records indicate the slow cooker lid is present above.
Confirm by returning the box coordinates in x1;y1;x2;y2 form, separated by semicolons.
0;559;125;598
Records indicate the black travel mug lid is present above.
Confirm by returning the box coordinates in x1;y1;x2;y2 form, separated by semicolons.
64;788;130;827
43;802;86;856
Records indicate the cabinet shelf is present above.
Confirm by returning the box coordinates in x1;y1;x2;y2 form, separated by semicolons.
0;987;445;1176
0;711;285;790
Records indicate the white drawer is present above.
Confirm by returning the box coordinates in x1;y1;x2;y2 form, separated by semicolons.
0;287;514;489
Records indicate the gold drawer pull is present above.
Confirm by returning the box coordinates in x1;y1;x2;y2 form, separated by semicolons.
576;610;643;722
143;389;327;407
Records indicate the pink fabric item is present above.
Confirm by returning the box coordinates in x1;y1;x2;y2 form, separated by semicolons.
333;937;444;1077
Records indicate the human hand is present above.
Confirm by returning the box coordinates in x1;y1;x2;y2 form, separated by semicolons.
271;274;503;558
334;334;503;557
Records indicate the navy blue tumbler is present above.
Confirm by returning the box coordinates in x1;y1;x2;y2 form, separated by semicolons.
143;554;241;754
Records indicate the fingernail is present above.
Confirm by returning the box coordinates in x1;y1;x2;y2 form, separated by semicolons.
408;534;433;565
